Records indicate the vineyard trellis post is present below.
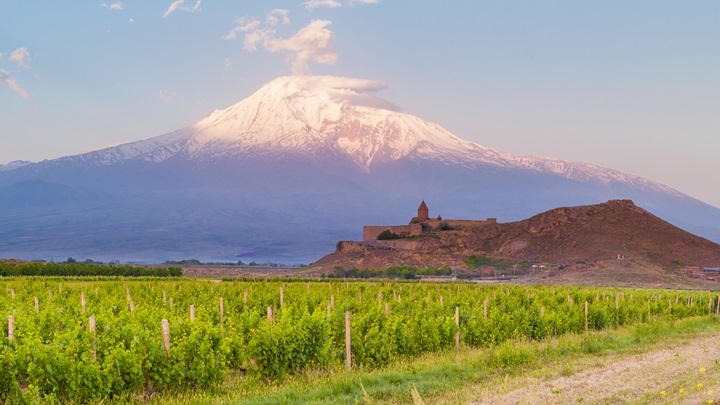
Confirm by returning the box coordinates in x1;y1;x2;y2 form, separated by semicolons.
81;291;86;313
8;315;14;342
585;301;589;333
161;319;170;356
345;311;351;370
219;296;224;324
89;315;96;361
455;306;460;349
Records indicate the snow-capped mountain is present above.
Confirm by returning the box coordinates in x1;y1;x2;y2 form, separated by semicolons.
0;75;718;262
49;76;678;192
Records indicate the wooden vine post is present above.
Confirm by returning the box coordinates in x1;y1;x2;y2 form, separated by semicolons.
345;311;352;370
710;298;714;315
161;319;170;356
455;306;460;349
384;303;389;317
8;316;14;343
279;287;284;308
243;290;248;304
267;306;273;323
440;295;444;307
716;296;719;315
129;301;135;313
81;292;86;313
34;296;39;313
219;297;224;324
483;296;488;321
163;290;167;304
584;301;589;333
189;305;195;321
89;315;96;361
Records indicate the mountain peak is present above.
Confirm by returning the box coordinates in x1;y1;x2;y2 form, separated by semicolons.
186;75;493;169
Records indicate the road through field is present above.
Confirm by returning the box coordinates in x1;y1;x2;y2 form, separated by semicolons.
463;332;720;405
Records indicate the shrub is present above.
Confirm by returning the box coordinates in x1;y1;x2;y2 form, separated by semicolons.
377;230;401;240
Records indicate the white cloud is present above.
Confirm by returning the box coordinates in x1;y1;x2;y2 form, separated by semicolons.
223;58;233;70
162;0;202;18
129;18;135;24
266;9;290;26
159;90;176;102
265;20;337;75
303;0;341;9
243;28;275;51
9;48;31;69
223;18;261;41
0;70;31;99
350;0;380;4
99;2;124;10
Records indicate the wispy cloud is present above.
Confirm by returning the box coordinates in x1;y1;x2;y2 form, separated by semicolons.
226;8;337;75
9;48;32;69
223;58;233;70
162;0;202;18
303;0;341;9
265;20;337;75
266;9;290;26
159;90;176;102
99;2;124;11
0;70;31;99
350;0;381;4
223;18;261;41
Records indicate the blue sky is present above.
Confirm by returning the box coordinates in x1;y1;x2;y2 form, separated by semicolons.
1;1;719;207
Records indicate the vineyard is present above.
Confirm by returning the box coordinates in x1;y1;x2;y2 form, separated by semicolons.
0;278;718;403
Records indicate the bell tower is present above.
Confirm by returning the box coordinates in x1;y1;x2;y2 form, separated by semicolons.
417;200;429;220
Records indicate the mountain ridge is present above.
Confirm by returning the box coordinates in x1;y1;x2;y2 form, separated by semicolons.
0;75;717;262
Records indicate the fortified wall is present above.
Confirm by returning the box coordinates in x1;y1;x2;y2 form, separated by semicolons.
363;224;422;241
340;201;497;253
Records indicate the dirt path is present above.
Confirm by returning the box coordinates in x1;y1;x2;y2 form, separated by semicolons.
456;332;720;404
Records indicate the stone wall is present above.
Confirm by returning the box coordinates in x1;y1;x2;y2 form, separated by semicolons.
363;224;422;241
375;240;421;250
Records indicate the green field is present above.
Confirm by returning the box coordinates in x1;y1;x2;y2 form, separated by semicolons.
1;277;718;404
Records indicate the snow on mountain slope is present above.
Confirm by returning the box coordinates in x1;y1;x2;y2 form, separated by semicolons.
0;160;33;172
55;75;678;195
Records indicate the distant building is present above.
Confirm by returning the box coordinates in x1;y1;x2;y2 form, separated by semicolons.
360;201;497;243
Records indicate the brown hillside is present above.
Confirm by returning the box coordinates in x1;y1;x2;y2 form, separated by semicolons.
309;200;720;286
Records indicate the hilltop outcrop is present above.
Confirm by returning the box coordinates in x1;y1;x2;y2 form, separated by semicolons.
310;200;720;285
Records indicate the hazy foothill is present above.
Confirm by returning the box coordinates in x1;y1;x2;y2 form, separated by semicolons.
2;2;720;405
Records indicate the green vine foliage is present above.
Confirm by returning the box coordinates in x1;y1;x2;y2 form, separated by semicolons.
0;278;717;401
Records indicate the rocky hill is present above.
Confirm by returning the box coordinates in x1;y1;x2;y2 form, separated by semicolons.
310;200;720;287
